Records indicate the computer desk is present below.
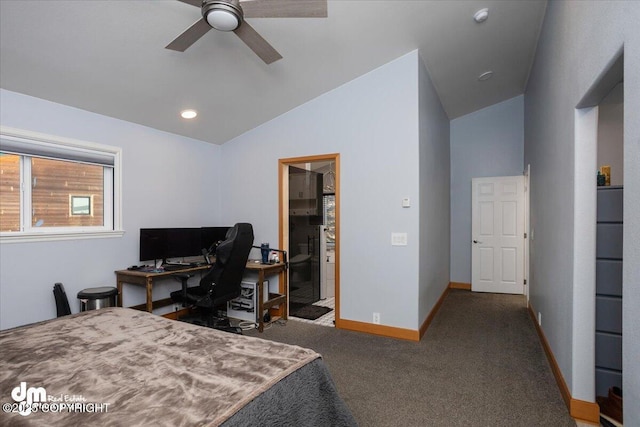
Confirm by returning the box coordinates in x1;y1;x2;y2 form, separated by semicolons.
115;260;288;332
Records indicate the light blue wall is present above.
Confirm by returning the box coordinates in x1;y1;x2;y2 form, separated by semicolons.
0;50;448;334
525;1;640;421
418;57;450;323
0;89;222;329
220;51;427;330
449;96;524;284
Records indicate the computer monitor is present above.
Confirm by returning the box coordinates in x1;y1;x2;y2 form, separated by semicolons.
139;228;168;262
201;226;231;253
165;228;202;259
140;227;232;262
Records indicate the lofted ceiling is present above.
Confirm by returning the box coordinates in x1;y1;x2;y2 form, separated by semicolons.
0;0;547;145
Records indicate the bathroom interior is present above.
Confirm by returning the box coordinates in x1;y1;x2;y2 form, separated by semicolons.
288;161;336;326
594;79;624;403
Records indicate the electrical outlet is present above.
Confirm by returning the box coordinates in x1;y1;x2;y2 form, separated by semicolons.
373;312;380;324
538;312;542;326
391;233;407;246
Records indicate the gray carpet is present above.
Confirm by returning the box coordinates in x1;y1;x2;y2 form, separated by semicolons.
246;289;576;426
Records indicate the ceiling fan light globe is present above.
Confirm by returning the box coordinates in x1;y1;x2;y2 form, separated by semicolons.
206;9;240;31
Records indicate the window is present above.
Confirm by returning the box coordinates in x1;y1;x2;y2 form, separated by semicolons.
70;195;92;216
0;126;122;242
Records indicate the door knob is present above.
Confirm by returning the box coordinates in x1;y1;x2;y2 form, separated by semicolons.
473;240;482;244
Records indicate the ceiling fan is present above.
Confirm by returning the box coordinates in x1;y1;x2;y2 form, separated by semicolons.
166;0;328;64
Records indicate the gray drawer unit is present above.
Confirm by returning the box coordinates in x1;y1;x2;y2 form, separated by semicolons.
596;186;623;223
596;223;623;259
595;368;623;398
596;259;623;296
595;332;622;371
595;296;622;334
595;186;623;396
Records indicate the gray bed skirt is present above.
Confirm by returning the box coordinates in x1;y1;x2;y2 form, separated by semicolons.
225;358;357;427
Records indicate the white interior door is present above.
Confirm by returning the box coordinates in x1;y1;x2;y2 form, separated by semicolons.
472;176;525;294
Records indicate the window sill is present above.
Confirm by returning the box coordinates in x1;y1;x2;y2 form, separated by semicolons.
0;230;125;244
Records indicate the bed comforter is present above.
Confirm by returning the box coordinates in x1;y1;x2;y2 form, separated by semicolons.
0;307;355;426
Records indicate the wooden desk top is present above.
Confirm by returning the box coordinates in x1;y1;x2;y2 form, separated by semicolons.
115;265;208;277
115;261;286;277
245;260;287;272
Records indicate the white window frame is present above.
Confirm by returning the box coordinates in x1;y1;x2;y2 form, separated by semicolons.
0;126;123;243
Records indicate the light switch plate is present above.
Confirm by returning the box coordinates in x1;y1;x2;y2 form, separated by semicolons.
391;233;407;246
402;198;410;208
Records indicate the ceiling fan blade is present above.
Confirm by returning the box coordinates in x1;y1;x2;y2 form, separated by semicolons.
241;0;327;18
233;21;282;64
166;19;212;52
177;0;202;7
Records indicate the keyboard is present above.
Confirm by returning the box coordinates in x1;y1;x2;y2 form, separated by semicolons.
163;263;205;271
163;264;188;271
138;266;162;273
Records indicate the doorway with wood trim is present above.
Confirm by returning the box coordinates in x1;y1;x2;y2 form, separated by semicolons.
279;154;340;327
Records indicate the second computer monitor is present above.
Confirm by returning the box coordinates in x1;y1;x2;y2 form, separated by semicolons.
201;226;231;253
165;228;202;259
139;227;223;262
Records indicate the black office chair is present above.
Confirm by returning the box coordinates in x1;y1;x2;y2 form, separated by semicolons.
170;223;254;331
53;283;72;317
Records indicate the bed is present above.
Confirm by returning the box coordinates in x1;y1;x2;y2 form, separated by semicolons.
0;307;356;426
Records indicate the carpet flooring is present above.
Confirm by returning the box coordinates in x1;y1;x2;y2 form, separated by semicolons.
247;289;576;426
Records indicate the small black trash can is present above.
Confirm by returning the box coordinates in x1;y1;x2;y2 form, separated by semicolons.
77;286;118;312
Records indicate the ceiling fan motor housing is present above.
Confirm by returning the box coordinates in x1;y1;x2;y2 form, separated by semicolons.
202;0;244;32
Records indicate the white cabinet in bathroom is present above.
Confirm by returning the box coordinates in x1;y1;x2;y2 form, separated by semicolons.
289;167;323;216
290;172;318;200
322;251;335;299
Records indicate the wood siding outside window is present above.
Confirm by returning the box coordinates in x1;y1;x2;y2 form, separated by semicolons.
0;155;104;232
0;154;20;232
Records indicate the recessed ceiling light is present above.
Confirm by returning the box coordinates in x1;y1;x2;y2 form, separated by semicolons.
478;71;494;81
474;8;489;23
180;109;198;119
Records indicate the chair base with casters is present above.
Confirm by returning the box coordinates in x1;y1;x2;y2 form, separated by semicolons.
178;314;241;334
169;223;254;334
171;274;236;331
174;302;243;334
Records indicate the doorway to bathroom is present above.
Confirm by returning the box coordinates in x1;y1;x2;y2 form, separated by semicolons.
279;154;339;328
